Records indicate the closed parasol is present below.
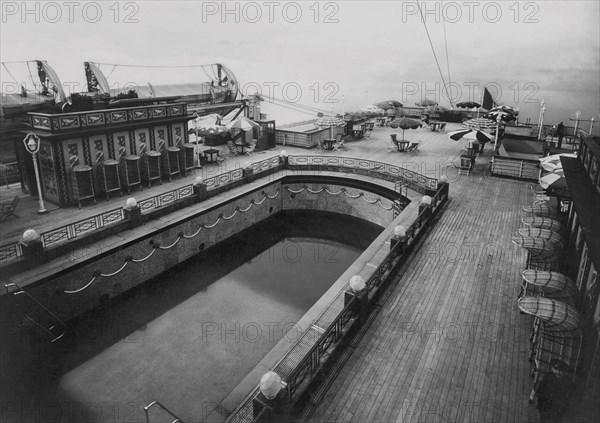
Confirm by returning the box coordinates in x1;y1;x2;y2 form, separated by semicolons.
518;227;563;247
388;117;423;141
522;203;559;218
512;235;563;259
522;216;563;232
517;297;579;332
522;270;578;298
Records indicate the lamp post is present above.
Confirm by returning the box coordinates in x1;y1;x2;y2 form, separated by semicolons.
590;116;596;134
574;110;581;136
494;114;502;144
23;133;47;214
537;100;546;141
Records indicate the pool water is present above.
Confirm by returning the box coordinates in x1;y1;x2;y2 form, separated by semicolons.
1;211;381;423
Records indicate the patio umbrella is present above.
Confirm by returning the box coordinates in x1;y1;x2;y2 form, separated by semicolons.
517;297;580;332
456;101;481;109
226;116;259;132
522;270;578;298
486;110;516;123
415;99;438;107
388;117;423;141
314;115;346;137
448;128;493;143
489;105;519;116
522;216;563;232
461;117;496;132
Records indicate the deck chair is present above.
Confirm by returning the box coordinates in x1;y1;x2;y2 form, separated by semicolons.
390;134;398;143
227;141;240;157
386;140;397;152
438;123;446;132
0;196;20;221
335;133;343;143
407;142;420;154
332;139;345;152
245;140;257;156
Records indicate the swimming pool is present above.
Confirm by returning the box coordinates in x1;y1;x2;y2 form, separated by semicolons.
1;211;381;423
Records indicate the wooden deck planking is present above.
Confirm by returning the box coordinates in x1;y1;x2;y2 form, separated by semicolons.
307;135;538;422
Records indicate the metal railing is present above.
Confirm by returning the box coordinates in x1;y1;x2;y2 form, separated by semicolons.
144;401;184;423
4;283;66;342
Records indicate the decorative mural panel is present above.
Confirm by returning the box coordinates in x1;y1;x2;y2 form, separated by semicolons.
38;141;59;203
153;126;168;151
32;116;52;130
132;109;148;120
134;129;151;156
110;111;128;124
59;116;80;130
112;131;130;161
171;123;185;147
85;113;105;126
168;104;184;116
151;107;166;119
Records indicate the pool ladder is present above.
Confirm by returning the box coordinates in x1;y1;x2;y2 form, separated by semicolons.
144;401;184;423
4;283;66;343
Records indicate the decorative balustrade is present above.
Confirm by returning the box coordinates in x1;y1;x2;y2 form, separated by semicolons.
138;184;195;213
288;155;438;193
29;103;187;133
1;155;439;265
0;242;23;263
41;208;124;247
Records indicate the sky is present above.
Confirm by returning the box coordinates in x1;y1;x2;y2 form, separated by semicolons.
1;0;599;131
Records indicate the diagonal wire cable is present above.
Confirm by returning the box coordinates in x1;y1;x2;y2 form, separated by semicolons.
417;2;453;109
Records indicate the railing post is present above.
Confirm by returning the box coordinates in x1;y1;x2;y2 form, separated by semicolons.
20;229;46;265
242;163;256;183
123;198;142;229
193;177;208;202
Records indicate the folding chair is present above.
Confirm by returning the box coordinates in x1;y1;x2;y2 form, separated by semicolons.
0;196;20;221
407;142;420;154
332;139;345;152
438;123;446;132
227;141;240;157
245;140;257;156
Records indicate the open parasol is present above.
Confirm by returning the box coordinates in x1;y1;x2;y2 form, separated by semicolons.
226;116;259;132
456;101;481;109
415;99;438;107
517;297;580;332
448;128;493;144
461;117;496;132
388;117;423;141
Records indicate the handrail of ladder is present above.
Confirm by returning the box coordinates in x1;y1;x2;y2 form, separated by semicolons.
144;401;184;423
4;283;66;342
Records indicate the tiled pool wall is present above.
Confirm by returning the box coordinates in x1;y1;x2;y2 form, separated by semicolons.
5;178;397;323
